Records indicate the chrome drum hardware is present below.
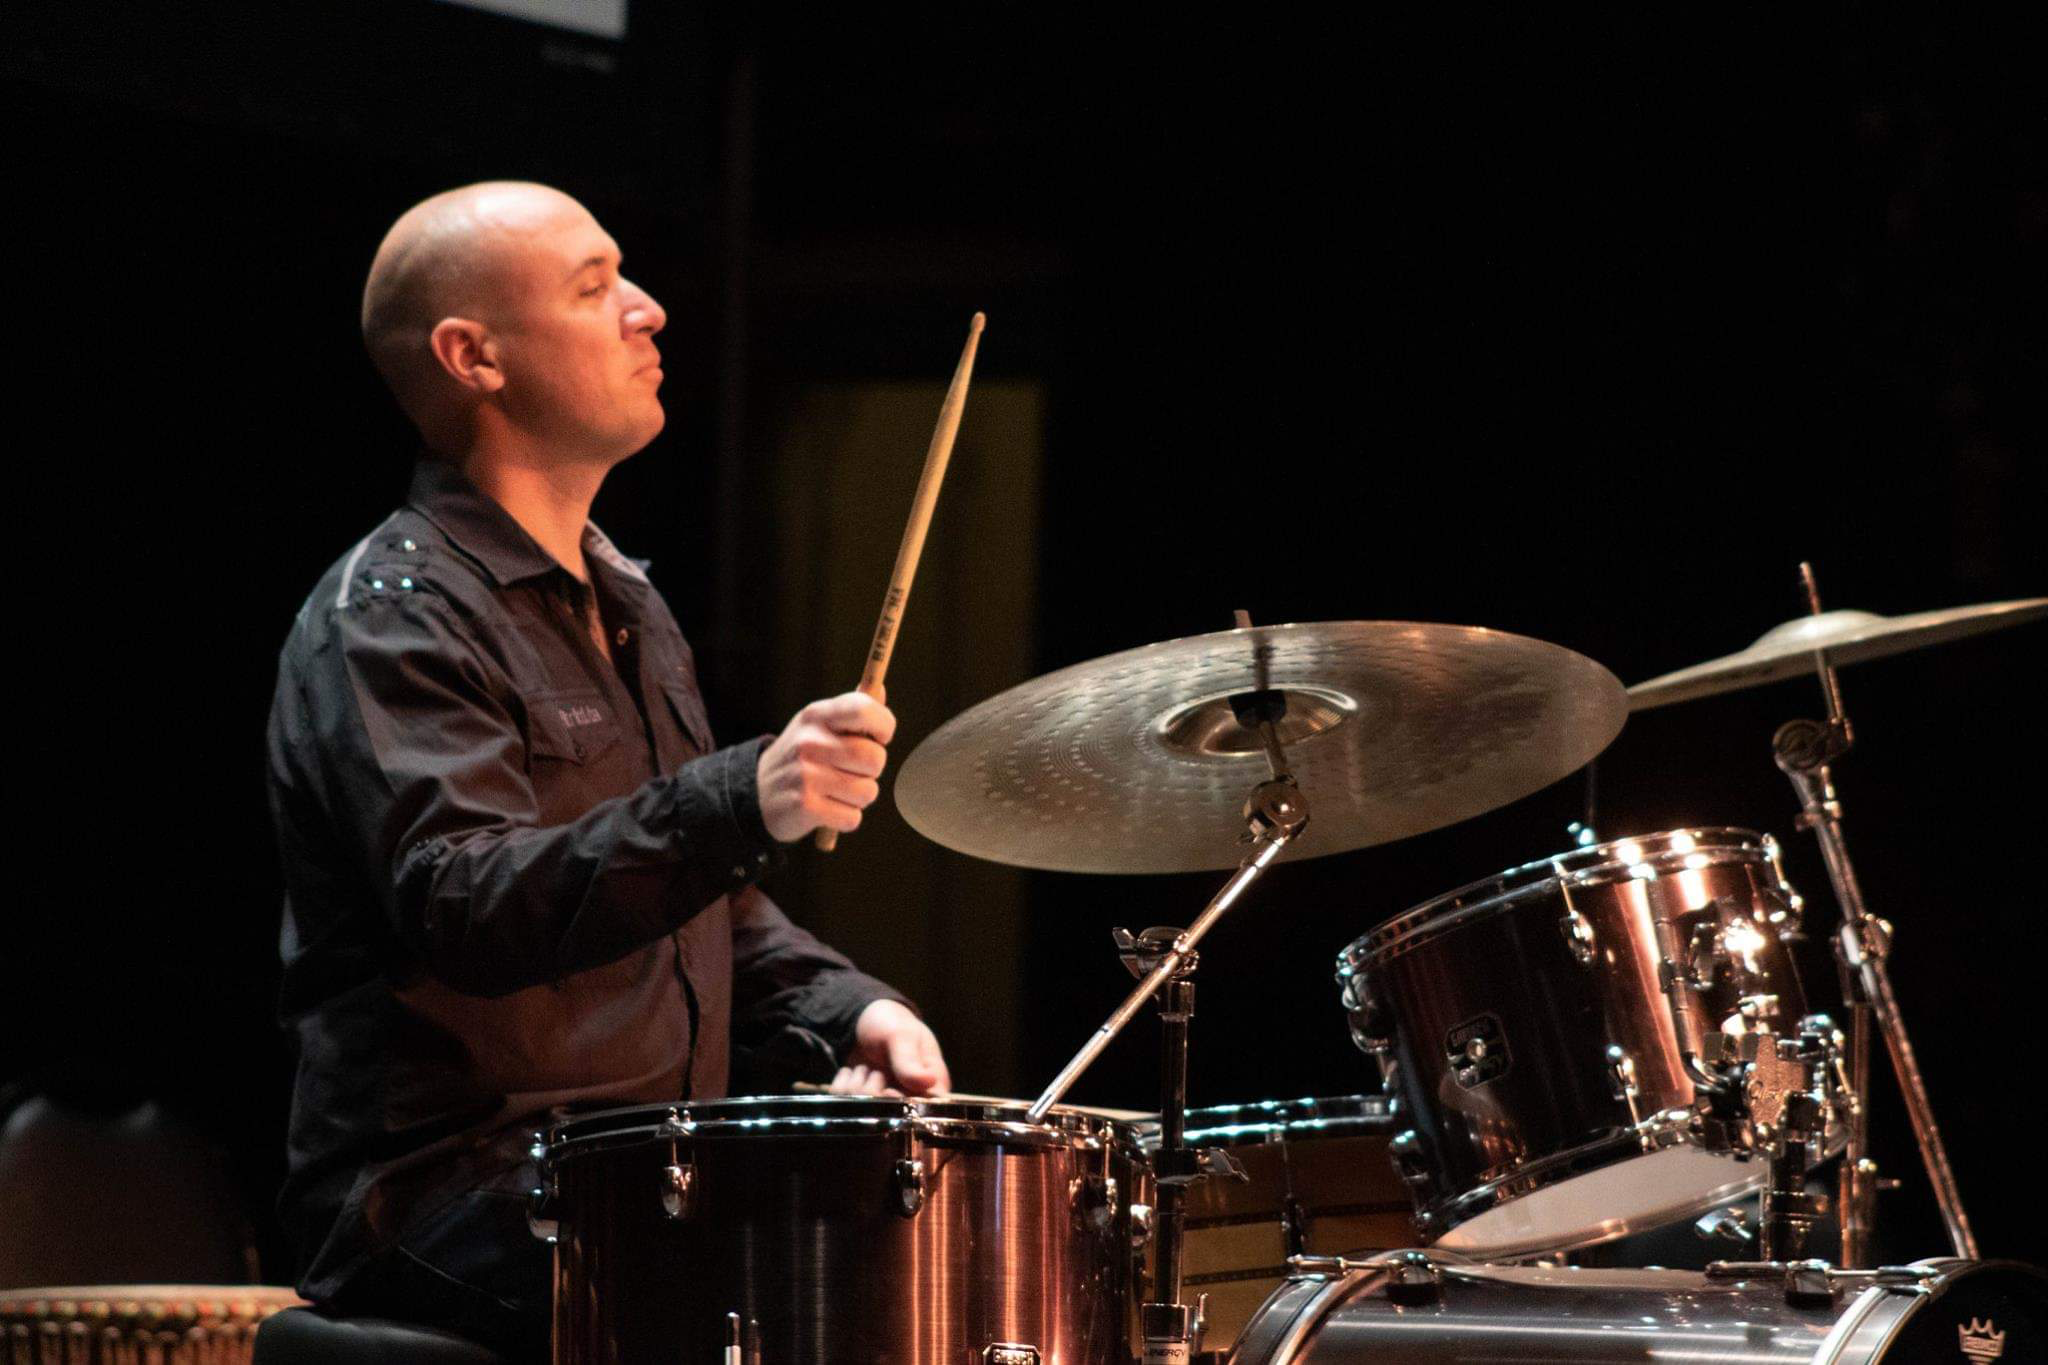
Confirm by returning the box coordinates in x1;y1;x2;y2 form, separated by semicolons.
1338;827;1842;1257
1229;1255;2048;1364
540;1095;1147;1365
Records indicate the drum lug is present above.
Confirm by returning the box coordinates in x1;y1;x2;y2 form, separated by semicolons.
1128;1200;1155;1251
657;1107;698;1220
1382;1250;1445;1306
1761;884;1806;940
526;1130;560;1243
893;1157;928;1217
1687;922;1726;991
1280;1196;1308;1258
1606;1046;1645;1127
661;1161;697;1220
526;1184;559;1244
1388;1128;1433;1197
1071;1172;1120;1233
1559;900;1597;965
1340;972;1395;1058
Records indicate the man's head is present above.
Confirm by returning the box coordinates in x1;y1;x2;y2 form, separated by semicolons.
361;181;667;466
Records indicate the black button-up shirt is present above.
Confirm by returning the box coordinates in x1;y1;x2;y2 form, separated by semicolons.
267;459;904;1297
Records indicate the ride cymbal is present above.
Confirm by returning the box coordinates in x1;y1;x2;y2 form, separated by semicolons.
895;621;1627;874
1628;598;2046;711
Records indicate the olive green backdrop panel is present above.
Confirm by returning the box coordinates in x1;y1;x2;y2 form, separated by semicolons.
770;380;1043;1096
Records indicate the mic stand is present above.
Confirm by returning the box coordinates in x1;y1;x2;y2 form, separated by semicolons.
1026;666;1309;1365
1771;563;1976;1262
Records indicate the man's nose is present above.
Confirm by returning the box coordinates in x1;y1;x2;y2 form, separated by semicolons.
620;277;666;337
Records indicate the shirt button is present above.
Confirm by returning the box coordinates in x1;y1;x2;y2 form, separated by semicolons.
731;864;748;879
402;539;418;552
616;628;631;646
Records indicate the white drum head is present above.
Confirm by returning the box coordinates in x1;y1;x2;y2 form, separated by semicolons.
1433;1146;1763;1258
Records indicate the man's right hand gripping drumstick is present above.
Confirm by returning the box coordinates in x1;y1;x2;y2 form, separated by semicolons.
755;688;897;842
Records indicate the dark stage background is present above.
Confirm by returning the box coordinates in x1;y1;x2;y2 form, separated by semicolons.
6;4;2043;1278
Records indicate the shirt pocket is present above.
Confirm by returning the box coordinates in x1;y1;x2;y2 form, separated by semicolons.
660;679;716;759
521;688;625;767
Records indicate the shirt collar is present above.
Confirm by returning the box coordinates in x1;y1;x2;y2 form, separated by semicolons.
407;458;654;596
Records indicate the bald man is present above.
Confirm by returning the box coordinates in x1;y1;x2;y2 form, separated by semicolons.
266;183;948;1358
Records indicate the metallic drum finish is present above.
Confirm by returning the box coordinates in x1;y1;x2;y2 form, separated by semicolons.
1229;1258;2048;1364
543;1096;1144;1365
1337;829;1818;1255
1138;1097;1410;1352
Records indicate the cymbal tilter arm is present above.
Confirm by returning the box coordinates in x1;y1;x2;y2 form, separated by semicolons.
1024;799;1305;1124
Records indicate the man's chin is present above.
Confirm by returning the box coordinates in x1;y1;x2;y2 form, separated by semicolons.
612;408;666;462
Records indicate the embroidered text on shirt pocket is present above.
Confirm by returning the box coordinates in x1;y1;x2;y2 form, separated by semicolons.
522;688;624;766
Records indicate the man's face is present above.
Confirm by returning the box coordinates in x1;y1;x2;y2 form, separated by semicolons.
481;190;667;463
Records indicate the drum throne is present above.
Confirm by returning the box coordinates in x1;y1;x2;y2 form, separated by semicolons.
250;1309;509;1363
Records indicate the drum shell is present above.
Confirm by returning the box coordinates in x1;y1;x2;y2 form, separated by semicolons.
1339;829;1810;1248
1229;1258;2048;1364
545;1098;1143;1365
1146;1098;1410;1351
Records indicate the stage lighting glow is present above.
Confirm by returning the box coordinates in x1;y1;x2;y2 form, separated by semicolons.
436;0;626;40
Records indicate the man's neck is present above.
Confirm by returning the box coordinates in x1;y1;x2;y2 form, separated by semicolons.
458;453;608;582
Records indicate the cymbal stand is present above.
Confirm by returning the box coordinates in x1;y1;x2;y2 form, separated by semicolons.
1770;563;1976;1262
1027;662;1309;1365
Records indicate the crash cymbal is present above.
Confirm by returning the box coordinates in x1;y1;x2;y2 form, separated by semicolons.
1628;597;2046;711
895;621;1627;874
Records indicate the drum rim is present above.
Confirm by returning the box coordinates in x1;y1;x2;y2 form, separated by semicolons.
1426;1128;1766;1257
1817;1257;2048;1364
1143;1093;1393;1149
1337;826;1780;972
1237;1257;2048;1365
544;1094;1134;1157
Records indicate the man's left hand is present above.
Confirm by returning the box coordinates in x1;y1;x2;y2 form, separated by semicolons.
831;999;951;1096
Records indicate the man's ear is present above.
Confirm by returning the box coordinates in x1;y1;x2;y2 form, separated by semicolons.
428;317;505;394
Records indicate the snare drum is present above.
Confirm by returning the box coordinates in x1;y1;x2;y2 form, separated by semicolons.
1337;828;1832;1257
1231;1256;2048;1363
540;1095;1146;1365
1141;1096;1410;1353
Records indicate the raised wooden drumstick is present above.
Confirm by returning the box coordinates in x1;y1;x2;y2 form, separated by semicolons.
817;311;986;850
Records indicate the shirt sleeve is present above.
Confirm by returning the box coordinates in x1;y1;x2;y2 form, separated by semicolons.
310;590;780;997
727;883;915;1089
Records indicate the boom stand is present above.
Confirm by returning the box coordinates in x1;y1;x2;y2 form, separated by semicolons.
1027;687;1308;1364
1771;563;1976;1262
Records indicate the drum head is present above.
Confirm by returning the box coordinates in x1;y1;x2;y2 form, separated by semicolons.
1433;1146;1762;1257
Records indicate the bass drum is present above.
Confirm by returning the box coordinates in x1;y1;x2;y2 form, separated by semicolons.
1230;1257;2048;1363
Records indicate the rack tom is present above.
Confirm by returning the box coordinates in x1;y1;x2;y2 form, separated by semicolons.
1338;828;1833;1256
